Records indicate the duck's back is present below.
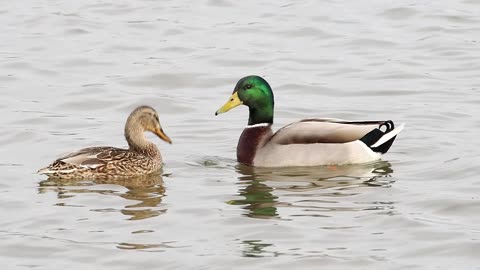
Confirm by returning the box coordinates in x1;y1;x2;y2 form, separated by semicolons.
38;146;162;179
239;119;403;167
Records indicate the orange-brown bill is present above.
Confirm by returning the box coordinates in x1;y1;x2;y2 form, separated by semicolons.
154;128;172;144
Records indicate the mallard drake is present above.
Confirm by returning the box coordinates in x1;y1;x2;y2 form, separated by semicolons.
38;106;172;179
215;75;404;167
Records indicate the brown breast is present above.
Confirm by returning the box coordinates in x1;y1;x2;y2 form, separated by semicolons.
237;125;272;166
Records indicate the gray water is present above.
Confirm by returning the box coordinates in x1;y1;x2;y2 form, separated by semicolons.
1;0;480;269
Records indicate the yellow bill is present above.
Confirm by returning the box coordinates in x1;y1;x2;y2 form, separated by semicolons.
154;128;172;144
215;92;243;115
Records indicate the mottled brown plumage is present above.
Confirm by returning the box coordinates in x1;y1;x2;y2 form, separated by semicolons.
38;106;172;179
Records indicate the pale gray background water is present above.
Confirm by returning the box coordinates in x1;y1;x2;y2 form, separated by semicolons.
1;0;479;269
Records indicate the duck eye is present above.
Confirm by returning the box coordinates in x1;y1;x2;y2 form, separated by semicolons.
245;84;252;90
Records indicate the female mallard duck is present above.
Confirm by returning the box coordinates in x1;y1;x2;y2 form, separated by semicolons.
38;106;172;179
215;75;404;167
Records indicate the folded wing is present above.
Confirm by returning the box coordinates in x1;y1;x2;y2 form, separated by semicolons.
271;119;385;143
58;147;128;169
270;119;402;154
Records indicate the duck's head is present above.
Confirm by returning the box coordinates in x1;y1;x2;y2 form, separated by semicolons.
126;106;172;144
215;75;274;125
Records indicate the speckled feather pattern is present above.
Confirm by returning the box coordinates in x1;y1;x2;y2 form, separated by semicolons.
39;146;163;179
38;106;170;179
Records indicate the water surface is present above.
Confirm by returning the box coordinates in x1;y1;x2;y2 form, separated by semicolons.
1;0;480;269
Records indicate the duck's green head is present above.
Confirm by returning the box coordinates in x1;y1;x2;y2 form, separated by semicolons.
215;75;274;125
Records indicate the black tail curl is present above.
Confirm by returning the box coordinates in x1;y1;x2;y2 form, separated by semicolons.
360;120;397;154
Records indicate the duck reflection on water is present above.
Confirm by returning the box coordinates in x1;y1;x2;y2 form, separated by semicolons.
38;172;167;220
230;161;395;219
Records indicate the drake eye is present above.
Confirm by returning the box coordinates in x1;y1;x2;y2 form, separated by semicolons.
245;84;252;90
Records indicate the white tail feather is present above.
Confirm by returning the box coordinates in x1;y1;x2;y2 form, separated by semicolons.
371;123;405;148
37;168;77;175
